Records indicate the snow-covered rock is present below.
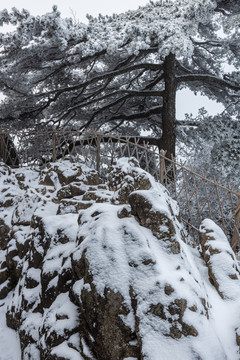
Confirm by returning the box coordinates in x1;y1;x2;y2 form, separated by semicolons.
0;157;240;360
199;219;240;299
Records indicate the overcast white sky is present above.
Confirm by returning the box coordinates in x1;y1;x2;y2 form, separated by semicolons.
0;0;224;118
0;0;149;22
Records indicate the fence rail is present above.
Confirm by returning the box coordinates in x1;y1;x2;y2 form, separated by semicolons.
0;128;239;252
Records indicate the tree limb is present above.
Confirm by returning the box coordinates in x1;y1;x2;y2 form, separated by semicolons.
177;74;240;91
36;62;162;98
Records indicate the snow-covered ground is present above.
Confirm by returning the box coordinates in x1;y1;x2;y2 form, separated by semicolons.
0;297;21;359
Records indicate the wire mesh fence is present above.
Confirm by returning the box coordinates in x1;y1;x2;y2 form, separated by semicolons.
0;128;239;251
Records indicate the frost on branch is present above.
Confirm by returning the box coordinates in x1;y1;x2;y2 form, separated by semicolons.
0;6;87;51
0;0;216;59
84;0;216;58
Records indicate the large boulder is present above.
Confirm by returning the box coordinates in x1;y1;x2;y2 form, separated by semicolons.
71;200;226;360
199;219;240;299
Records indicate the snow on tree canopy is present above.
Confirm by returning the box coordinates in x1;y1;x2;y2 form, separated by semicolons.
0;6;87;51
83;0;216;58
0;0;216;58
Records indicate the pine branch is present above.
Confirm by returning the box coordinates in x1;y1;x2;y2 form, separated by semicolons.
36;63;162;98
177;74;240;91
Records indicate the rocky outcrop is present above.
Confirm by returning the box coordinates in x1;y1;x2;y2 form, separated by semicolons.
0;157;239;360
108;157;152;203
199;219;240;299
71;201;208;359
129;190;181;254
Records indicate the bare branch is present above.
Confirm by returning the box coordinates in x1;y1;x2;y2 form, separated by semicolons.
177;74;240;91
107;105;162;122
36;62;162;98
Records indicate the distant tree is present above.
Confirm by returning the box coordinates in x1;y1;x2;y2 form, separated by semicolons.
0;0;240;159
178;109;240;183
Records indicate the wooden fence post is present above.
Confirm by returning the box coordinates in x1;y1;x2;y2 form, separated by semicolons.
0;129;6;163
159;149;166;184
232;188;240;252
52;128;57;162
96;135;101;173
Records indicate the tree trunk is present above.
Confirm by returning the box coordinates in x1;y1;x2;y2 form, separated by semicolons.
160;52;176;159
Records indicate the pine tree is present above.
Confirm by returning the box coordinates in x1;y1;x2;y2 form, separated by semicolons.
0;0;240;159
